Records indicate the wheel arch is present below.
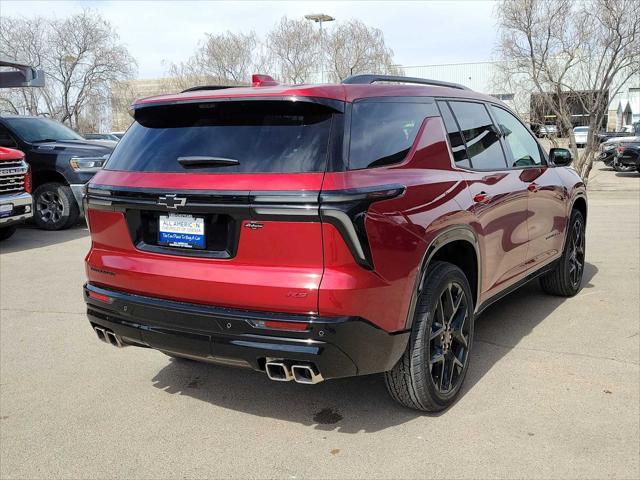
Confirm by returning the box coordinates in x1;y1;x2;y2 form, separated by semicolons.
32;170;69;189
571;194;587;223
404;225;481;329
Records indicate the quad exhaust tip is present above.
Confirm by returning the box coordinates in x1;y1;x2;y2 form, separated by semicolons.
291;364;324;384
265;361;293;382
265;360;324;384
93;326;124;348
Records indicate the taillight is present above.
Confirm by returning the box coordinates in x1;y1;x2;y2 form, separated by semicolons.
87;290;113;303
250;319;311;331
24;167;32;193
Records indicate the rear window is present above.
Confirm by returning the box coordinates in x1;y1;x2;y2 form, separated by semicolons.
105;101;335;173
348;101;436;170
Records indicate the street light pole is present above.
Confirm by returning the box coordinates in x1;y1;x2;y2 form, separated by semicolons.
304;13;335;83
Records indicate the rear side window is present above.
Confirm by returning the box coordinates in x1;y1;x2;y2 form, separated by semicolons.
348;101;435;170
449;101;507;170
105;101;335;173
437;101;470;168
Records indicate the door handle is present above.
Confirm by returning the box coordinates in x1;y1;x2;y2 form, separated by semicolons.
473;192;491;203
528;183;539;193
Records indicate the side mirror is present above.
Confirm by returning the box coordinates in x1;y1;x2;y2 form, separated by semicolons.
549;148;572;166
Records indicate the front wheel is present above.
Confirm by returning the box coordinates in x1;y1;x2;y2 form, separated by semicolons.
385;261;474;412
33;182;80;231
540;210;586;296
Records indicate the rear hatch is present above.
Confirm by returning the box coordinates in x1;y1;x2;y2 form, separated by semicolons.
86;99;343;314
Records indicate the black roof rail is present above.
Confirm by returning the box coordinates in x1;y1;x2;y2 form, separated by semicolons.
180;85;238;93
341;74;470;91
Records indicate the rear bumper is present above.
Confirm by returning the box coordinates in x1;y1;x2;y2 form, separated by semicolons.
0;191;33;226
83;283;409;380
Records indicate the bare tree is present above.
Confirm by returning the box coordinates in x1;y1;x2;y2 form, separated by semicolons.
168;31;258;87
326;20;399;81
0;10;136;131
266;17;320;83
495;0;640;181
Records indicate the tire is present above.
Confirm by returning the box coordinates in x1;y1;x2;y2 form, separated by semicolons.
0;225;17;241
540;210;586;297
613;162;635;172
33;182;79;230
385;261;474;412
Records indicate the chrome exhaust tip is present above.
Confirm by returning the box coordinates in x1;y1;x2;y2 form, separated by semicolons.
104;330;124;348
93;326;107;343
265;361;293;381
291;364;324;384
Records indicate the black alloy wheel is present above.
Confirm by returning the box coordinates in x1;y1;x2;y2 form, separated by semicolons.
37;190;64;225
428;281;471;394
567;216;585;289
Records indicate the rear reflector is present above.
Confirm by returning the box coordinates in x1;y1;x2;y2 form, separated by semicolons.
88;290;113;303
252;320;311;331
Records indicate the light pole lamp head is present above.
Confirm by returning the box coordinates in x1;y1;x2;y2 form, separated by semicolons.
304;13;335;23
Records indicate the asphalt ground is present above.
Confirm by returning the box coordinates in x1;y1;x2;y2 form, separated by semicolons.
1;163;638;479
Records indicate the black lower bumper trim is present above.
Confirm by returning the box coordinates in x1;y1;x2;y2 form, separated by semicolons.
84;284;409;379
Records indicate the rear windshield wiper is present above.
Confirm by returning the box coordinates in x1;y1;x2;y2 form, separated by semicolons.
32;138;61;143
177;156;240;167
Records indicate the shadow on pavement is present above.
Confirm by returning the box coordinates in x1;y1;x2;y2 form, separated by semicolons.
150;263;598;433
614;171;640;178
0;223;88;254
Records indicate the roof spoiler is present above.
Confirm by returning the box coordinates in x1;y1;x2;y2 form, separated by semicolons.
180;86;237;93
341;74;470;91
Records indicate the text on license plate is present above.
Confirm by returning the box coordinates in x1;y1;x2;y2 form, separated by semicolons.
158;214;205;249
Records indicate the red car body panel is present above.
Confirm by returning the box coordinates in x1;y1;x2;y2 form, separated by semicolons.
84;80;587;378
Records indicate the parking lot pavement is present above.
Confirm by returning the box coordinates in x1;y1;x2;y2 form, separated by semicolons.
1;164;638;479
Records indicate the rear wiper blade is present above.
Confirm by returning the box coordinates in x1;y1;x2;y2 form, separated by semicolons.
177;156;240;167
32;138;60;143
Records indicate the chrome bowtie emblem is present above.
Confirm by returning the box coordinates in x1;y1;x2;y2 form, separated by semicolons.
158;194;187;209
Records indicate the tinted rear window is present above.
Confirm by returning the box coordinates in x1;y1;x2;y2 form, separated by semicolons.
105;101;335;173
348;101;436;170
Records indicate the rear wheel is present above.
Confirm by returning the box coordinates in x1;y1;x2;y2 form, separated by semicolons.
33;182;79;230
614;162;635;172
385;261;474;412
0;225;17;241
540;210;585;296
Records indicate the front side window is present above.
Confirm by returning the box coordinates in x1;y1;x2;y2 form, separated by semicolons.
491;106;542;167
348;101;435;170
449;101;507;170
106;101;335;173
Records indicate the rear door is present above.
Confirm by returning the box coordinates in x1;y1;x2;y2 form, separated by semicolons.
86;99;342;315
441;100;530;298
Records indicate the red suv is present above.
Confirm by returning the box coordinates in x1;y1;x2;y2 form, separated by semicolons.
83;74;586;411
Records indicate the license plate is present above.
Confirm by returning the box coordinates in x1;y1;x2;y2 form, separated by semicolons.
0;204;13;218
158;214;205;249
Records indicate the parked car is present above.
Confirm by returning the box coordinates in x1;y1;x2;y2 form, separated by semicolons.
110;131;125;140
573;126;589;147
0;147;32;240
83;74;587;411
535;122;558;138
84;133;121;142
0;116;114;230
599;135;640;170
597;122;640;143
613;141;640;173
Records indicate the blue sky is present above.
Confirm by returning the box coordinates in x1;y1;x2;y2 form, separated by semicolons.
1;0;499;79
